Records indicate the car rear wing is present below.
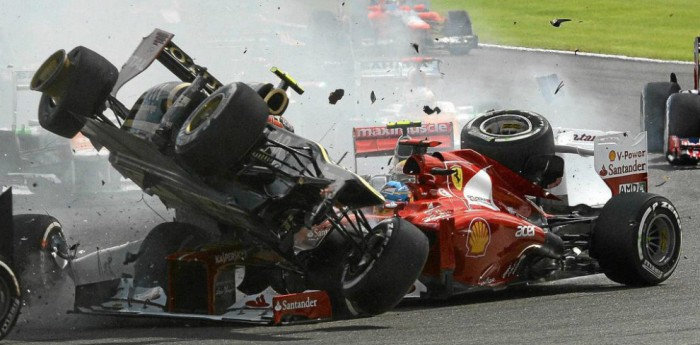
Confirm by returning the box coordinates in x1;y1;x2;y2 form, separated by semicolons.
352;122;453;170
355;57;442;83
594;132;648;196
111;28;224;98
550;129;648;206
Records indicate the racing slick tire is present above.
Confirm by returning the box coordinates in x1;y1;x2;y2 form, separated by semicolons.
175;82;270;176
591;193;681;286
664;93;700;164
133;222;211;288
460;110;554;176
641;80;680;153
32;47;119;138
12;215;69;301
0;259;21;341
341;217;428;316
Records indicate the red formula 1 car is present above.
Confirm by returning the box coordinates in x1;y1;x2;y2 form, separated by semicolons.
362;110;681;298
641;36;700;164
345;0;478;56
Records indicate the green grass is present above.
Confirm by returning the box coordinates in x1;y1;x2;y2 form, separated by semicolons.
432;0;699;61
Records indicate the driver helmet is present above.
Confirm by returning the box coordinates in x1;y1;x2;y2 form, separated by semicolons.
380;180;411;201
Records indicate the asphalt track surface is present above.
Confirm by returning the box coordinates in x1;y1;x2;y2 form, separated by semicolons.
6;47;700;345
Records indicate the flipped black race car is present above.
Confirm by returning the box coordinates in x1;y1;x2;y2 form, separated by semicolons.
0;29;430;338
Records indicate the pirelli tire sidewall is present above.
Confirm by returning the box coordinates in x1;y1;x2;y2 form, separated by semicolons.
460;110;554;175
641;81;680;153
175;82;270;176
664;92;700;163
592;193;682;286
0;260;21;341
38;46;118;139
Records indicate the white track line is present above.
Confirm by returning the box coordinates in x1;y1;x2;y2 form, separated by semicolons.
480;43;693;65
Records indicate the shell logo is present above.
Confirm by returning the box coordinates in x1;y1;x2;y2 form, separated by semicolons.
466;218;491;257
608;150;616;161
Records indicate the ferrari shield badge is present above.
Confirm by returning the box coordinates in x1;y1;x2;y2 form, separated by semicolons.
450;165;463;190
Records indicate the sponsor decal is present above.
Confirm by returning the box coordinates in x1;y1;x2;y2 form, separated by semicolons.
616;150;646;160
274;297;319;312
215;282;236;297
423;206;452;223
594;133;648;184
306;226;330;240
598;161;647;177
618;181;647;193
450;166;464;190
599;150;647;177
502;261;520;279
466;218;491;257
573;133;596;142
462;168;499;211
515;225;536;238
272;291;332;324
215;250;245;265
245;294;270;309
353;123;452;139
641;260;664;279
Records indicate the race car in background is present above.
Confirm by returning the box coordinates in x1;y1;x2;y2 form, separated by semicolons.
364;111;680;300
0;68;123;196
641;36;700;164
352;120;454;180
341;0;478;56
355;56;443;87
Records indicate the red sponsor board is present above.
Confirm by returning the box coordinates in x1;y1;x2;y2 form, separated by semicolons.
353;122;454;156
272;290;332;324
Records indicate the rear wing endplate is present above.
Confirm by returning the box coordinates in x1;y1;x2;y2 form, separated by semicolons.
594;132;648;196
111;28;223;97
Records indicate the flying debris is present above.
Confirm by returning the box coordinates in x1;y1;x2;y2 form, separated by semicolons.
370;90;377;104
554;81;565;95
328;89;345;104
423;105;442;115
550;18;572;27
411;42;419;54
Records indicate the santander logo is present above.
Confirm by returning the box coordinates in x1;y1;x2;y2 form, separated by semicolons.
274;297;319;311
